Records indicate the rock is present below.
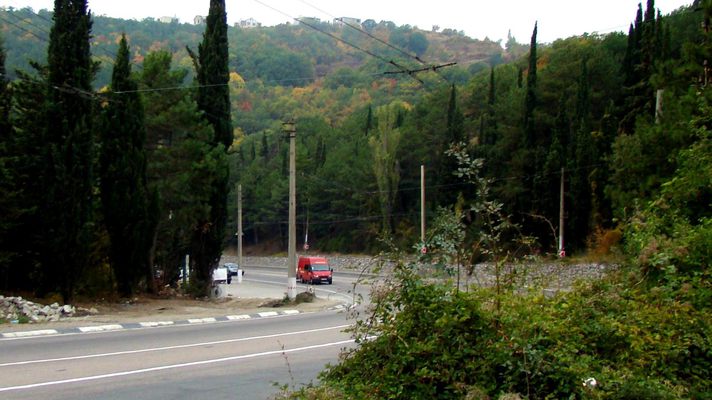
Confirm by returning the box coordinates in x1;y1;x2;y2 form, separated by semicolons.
0;295;80;324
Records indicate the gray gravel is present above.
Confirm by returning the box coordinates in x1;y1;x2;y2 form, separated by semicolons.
221;254;617;292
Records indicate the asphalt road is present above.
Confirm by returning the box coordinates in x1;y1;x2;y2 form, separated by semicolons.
0;269;372;399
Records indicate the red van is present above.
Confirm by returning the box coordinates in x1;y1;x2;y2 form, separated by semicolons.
297;256;333;284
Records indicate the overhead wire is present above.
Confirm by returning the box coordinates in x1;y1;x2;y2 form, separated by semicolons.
251;0;422;83
294;0;461;85
296;0;427;65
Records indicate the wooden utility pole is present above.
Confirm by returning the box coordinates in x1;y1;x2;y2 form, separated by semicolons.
559;167;565;258
284;120;297;300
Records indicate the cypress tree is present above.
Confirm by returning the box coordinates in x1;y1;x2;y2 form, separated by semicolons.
0;38;13;281
446;84;464;143
188;0;232;293
365;105;373;136
1;65;48;292
567;59;594;250
42;0;95;302
488;66;496;106
0;37;8;134
99;35;158;297
524;22;538;147
575;58;591;132
261;131;269;159
480;66;497;146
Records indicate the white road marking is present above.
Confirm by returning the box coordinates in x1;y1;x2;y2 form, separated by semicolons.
226;314;251;320
78;325;123;333
0;338;355;392
257;311;278;317
139;321;175;327
1;329;59;338
0;324;351;368
187;317;217;324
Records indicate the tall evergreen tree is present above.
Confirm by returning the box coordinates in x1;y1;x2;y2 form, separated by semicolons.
0;37;13;276
446;84;464;143
364;105;373;136
188;0;232;293
567;59;594;250
99;35;158;296
0;37;8;134
370;102;404;236
620;1;665;132
1;65;48;292
523;22;538;147
260;131;269;159
139;51;218;287
42;0;95;302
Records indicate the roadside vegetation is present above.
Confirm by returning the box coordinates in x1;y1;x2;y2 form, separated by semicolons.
1;1;710;396
275;94;711;399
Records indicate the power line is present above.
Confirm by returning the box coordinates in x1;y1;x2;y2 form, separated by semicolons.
251;0;422;83
293;0;457;86
0;14;48;42
297;0;427;65
6;7;52;36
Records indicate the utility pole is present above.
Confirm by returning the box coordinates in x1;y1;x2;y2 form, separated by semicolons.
284;120;297;300
559;167;565;258
237;184;243;271
420;165;426;253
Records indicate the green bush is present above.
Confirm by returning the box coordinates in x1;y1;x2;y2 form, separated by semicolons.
315;262;710;399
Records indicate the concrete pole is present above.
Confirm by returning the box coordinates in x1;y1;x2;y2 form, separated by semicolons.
237;184;243;272
559;167;565;258
285;121;297;300
420;165;425;244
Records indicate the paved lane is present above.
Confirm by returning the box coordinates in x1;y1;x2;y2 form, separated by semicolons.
0;311;353;399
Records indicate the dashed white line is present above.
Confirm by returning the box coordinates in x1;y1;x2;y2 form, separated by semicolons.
0;325;351;368
0;338;356;393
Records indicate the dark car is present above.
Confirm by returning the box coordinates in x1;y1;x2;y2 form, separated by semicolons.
223;263;239;277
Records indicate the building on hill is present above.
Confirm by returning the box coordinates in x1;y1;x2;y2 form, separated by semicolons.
236;18;261;28
194;15;205;25
334;17;361;27
298;16;322;25
159;16;178;24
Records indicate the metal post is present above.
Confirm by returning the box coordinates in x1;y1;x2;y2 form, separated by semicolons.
284;120;297;300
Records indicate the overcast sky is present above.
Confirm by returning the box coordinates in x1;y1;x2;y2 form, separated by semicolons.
2;0;692;43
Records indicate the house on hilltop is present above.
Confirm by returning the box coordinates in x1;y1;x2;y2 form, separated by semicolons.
334;17;361;27
236;18;261;28
194;15;205;25
159;16;178;24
